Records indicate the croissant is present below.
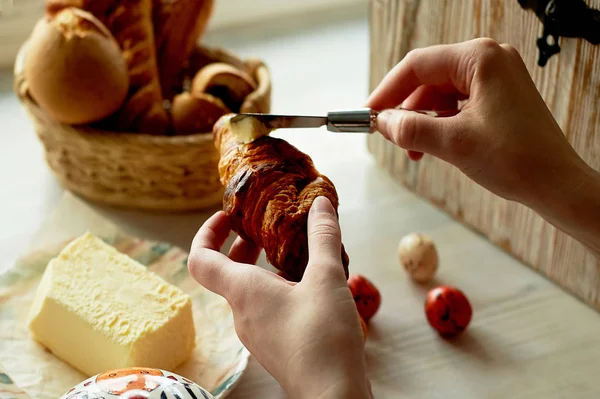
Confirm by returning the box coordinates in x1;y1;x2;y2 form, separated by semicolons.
213;114;350;282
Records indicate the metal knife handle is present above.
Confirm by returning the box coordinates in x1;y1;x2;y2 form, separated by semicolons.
326;108;378;133
324;107;458;133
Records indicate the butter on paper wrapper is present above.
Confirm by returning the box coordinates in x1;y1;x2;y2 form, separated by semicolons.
0;192;248;399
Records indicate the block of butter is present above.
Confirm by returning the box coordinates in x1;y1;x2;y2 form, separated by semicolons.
27;232;196;377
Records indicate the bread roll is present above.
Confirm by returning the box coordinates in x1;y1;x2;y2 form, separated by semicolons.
171;91;230;134
45;0;170;135
24;8;129;125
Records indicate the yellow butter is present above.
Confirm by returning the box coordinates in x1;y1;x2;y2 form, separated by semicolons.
228;114;271;143
27;232;196;376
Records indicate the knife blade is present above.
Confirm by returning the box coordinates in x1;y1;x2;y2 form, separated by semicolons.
231;107;458;134
229;113;328;130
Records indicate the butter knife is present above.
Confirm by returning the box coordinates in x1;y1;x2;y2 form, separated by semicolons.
230;107;458;134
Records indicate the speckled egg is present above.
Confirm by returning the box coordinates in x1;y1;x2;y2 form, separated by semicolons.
425;286;472;336
59;367;215;398
398;233;438;283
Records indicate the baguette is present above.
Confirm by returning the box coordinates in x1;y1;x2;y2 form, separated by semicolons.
152;0;215;100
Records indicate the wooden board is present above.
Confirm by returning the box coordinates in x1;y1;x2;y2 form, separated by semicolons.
367;0;600;311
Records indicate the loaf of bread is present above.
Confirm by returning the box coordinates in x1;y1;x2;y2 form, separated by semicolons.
152;0;215;101
45;0;169;134
213;115;350;282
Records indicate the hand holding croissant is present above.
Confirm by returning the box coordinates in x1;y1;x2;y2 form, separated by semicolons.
188;198;371;399
213;114;350;282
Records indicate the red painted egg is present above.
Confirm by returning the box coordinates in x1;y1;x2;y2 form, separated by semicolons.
348;274;381;323
425;286;472;336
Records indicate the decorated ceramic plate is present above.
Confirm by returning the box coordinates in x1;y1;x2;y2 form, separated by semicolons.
60;367;216;398
0;231;248;399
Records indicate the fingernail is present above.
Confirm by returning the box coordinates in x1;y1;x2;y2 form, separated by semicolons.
377;111;391;135
310;196;335;215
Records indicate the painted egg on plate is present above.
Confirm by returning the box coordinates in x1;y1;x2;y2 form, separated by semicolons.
59;367;215;399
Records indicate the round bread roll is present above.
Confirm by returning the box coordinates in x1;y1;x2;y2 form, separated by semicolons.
171;91;230;135
24;7;129;125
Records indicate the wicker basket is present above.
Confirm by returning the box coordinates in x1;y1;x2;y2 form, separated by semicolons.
13;42;271;212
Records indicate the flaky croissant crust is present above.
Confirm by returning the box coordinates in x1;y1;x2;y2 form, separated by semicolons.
213;115;350;282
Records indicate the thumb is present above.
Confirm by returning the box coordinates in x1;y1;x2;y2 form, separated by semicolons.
376;109;452;159
303;196;345;282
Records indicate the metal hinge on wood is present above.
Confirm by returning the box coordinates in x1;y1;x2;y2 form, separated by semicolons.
518;0;600;66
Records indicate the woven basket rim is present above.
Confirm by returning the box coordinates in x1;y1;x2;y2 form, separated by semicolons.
13;41;270;145
11;39;271;212
19;94;215;145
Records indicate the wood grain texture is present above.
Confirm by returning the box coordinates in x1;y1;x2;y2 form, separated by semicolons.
367;0;600;310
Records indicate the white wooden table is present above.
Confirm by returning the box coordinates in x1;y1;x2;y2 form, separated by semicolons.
2;8;600;399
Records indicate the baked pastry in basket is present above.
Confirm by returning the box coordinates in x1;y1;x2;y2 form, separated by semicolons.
45;0;168;134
